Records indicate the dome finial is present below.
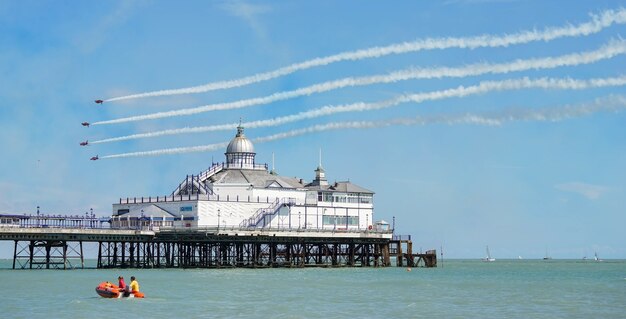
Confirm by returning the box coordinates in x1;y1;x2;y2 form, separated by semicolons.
236;118;244;137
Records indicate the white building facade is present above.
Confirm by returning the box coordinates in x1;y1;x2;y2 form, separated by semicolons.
111;126;375;232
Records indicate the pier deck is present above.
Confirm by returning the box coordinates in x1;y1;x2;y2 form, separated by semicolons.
0;226;435;269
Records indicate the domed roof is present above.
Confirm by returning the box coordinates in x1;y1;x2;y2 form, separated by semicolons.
226;125;255;154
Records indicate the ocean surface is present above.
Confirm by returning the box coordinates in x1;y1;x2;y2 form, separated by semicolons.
0;259;624;318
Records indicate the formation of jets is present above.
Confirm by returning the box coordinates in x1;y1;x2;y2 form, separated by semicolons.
82;99;105;160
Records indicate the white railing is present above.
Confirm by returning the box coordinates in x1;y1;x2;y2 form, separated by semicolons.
224;162;268;170
240;198;296;228
0;213;110;229
198;163;225;181
119;194;279;205
171;163;224;197
153;225;391;235
171;175;212;197
240;198;278;228
169;162;268;197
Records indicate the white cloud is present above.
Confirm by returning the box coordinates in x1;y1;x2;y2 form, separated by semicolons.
221;1;271;19
555;182;609;200
72;1;144;53
220;1;271;39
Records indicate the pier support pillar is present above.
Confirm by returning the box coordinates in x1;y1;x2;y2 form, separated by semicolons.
11;240;83;269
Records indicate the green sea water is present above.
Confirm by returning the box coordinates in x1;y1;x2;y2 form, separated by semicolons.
0;259;624;318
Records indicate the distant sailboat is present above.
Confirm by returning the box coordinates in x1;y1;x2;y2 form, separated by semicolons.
482;246;496;262
594;252;603;262
543;248;552;260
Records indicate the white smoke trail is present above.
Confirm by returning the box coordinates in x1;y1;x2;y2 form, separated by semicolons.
91;75;626;144
100;95;626;159
100;142;230;159
104;8;626;102
92;41;626;126
251;95;626;141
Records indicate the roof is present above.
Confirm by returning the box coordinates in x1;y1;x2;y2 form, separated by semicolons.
304;181;374;194
330;181;374;194
211;169;305;189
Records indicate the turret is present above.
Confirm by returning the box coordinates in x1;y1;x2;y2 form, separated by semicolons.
225;125;256;169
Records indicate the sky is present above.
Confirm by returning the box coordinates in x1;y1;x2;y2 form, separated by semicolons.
0;0;625;259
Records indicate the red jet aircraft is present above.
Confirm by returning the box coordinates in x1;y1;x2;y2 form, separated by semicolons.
81;122;90;127
95;100;103;104
80;140;88;146
90;155;99;161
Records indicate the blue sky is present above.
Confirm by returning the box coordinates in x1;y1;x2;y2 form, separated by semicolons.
1;0;625;259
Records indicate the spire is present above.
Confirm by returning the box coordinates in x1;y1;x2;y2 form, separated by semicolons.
313;148;328;186
316;148;325;173
270;152;277;175
236;117;244;137
318;148;322;169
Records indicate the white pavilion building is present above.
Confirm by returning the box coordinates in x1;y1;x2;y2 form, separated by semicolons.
111;126;376;234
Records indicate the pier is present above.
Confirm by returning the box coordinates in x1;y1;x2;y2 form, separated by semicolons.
0;214;436;269
390;235;437;268
0;125;440;270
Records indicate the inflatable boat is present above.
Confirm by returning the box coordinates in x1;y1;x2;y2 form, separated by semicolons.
95;282;145;298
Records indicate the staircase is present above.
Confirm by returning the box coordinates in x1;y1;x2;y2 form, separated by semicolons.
171;163;224;196
198;163;224;182
239;198;296;228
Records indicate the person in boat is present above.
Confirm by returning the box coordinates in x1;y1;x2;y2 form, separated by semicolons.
118;276;126;290
118;276;130;297
129;276;140;295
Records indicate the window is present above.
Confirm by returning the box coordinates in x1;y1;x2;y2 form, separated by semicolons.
349;216;359;226
333;193;347;203
322;215;334;225
323;215;359;226
347;193;360;203
359;194;373;204
319;192;369;203
318;192;334;202
180;206;193;212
